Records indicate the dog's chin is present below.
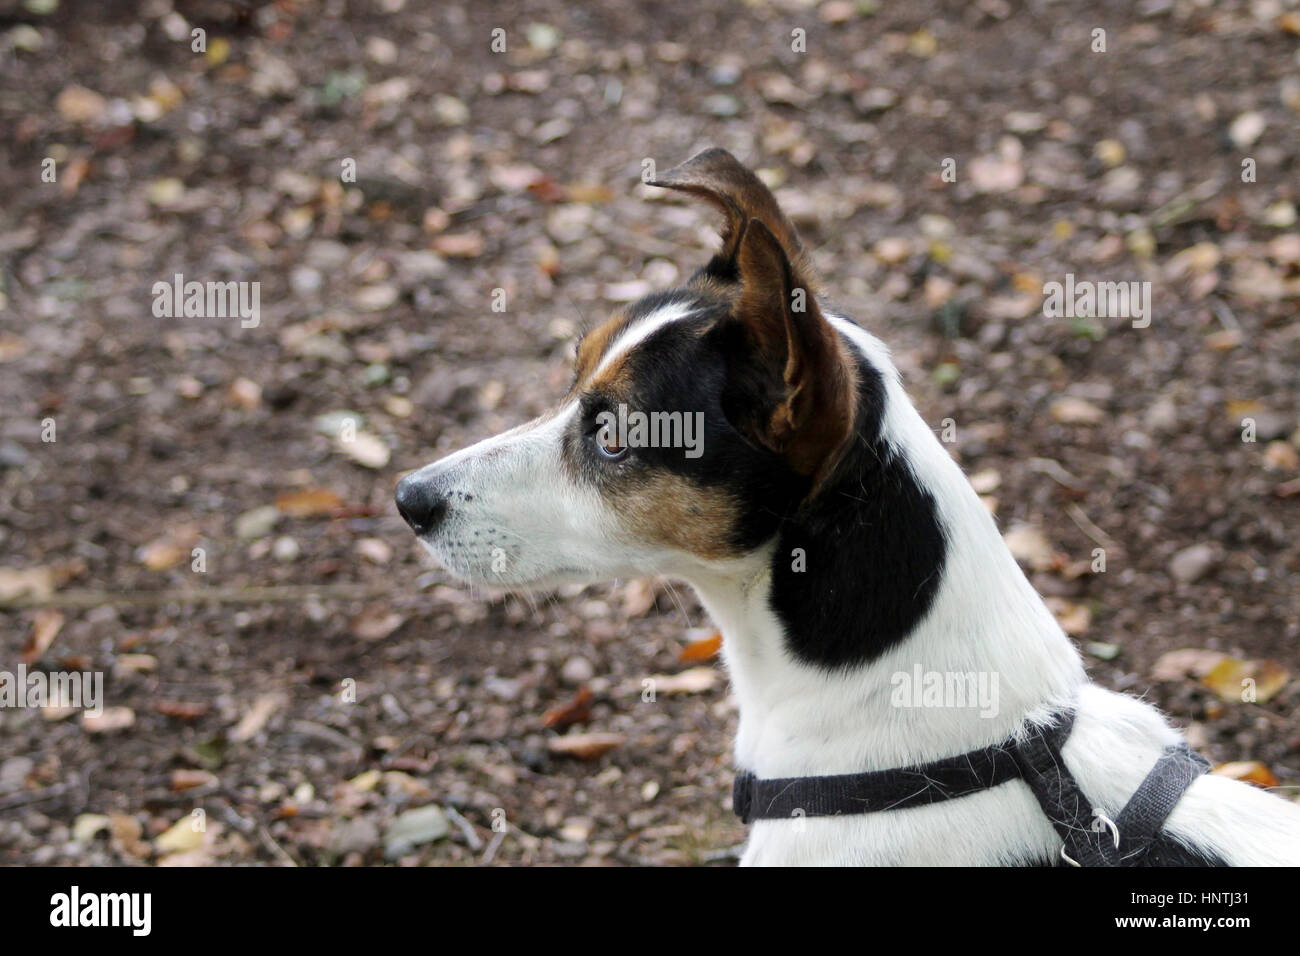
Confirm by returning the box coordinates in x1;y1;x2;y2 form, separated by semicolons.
418;538;609;591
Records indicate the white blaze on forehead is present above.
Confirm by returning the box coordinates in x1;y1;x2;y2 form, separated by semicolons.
593;299;698;380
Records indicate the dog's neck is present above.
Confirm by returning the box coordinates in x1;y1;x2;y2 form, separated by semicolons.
686;320;1085;778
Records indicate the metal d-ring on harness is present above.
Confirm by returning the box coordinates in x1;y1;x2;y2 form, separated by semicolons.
731;710;1211;866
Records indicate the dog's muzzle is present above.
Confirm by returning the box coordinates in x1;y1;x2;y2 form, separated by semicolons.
395;474;449;537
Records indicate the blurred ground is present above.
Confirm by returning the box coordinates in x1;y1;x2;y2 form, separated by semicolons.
0;0;1298;865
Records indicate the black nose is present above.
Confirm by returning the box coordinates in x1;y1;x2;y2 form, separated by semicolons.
395;476;449;536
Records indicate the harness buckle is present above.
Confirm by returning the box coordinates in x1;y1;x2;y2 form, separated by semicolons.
1091;809;1121;849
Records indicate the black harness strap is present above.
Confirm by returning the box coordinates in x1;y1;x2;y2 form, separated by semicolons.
732;709;1210;867
1009;710;1120;866
1114;744;1210;864
732;738;1023;824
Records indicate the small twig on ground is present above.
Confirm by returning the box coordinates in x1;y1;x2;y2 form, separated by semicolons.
1027;457;1089;493
443;805;484;851
258;825;300;867
1147;176;1224;230
0;782;73;813
481;828;507;864
1065;503;1118;552
0;583;393;611
288;720;365;760
1209;297;1240;332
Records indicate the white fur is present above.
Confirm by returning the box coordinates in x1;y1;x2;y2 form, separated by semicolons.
593;299;697;379
408;309;1300;866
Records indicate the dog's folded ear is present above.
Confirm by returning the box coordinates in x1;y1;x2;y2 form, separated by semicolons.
649;148;813;283
723;217;857;487
653;149;852;487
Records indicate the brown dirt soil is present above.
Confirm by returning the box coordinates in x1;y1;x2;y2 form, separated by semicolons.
0;0;1297;865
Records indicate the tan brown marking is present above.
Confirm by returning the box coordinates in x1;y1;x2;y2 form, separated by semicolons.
572;312;633;393
618;471;744;561
732;219;858;491
585;349;637;396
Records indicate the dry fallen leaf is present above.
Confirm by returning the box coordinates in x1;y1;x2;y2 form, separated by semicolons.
229;692;285;743
1205;328;1242;351
228;377;262;410
1050;397;1106;425
1151;648;1229;682
620;578;658;618
351;604;405;641
548;732;624;760
135;526;198;571
156;818;221;866
649;667;718;695
0;332;30;363
542;686;594;730
1201;657;1290;704
563;183;615;203
275;487;345;517
968;137;1024;194
109;813;151;860
136;539;185;571
0;566;56;604
335;431;390;469
968;469;1002;495
349;769;382;792
42;703;78;722
352;284;398;312
73;814;111;844
355;537;392;565
1093;138;1126;167
154;816;207;855
147;177;186;208
1212;761;1280;789
431;232;484;258
56;84;107;123
679;631;723;663
1002;525;1062;572
22;609;64;664
114;654;157;676
61;156;91;197
1228;111;1266;150
1045;598;1091;637
1263;441;1300;471
82;707;136;733
489;162;544;192
155;700;210;721
169;769;218;792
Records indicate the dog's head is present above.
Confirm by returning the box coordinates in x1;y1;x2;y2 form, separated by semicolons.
396;148;862;588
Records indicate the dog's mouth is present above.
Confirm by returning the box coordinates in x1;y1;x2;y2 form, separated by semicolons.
416;532;600;590
396;481;606;589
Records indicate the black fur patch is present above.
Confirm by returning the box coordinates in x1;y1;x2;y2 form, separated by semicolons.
766;331;948;670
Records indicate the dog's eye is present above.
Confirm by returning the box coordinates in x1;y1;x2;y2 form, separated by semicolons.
593;428;628;461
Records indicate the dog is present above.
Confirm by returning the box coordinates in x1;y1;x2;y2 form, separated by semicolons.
396;148;1300;865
